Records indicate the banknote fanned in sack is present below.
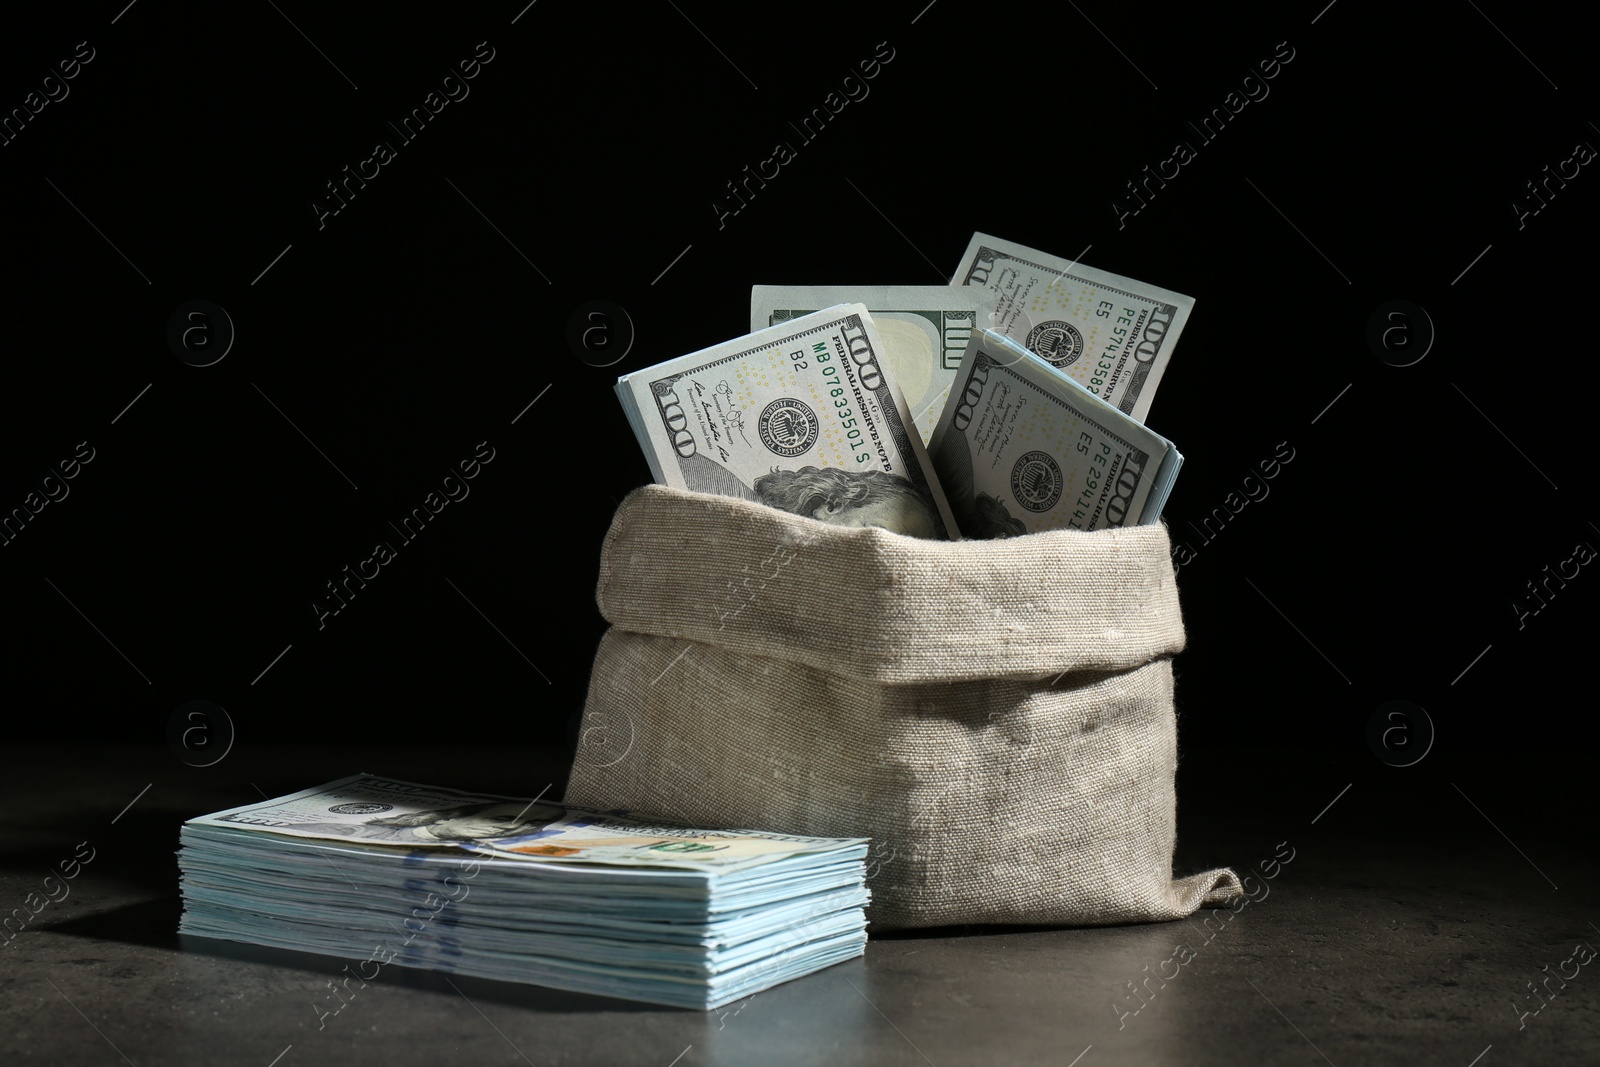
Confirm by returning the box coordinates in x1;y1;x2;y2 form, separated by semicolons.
568;485;1241;930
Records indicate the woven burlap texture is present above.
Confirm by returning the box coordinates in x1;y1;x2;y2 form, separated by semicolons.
567;485;1240;930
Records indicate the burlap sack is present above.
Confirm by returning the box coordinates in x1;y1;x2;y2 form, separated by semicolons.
566;485;1239;930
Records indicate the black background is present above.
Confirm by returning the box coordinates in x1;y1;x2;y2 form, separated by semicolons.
3;0;1595;779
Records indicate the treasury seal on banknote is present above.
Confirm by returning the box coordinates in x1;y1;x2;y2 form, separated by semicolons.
328;802;394;815
1011;451;1064;511
758;398;820;457
1025;321;1084;369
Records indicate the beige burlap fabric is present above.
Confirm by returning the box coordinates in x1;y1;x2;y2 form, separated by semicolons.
566;485;1240;930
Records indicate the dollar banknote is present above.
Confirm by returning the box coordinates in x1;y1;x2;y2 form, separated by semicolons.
617;305;959;539
185;774;868;873
179;775;871;1009
950;232;1194;424
750;285;997;446
927;329;1182;537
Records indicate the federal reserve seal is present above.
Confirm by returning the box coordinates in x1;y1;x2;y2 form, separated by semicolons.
1011;451;1064;512
758;398;820;457
328;802;393;815
1026;321;1084;369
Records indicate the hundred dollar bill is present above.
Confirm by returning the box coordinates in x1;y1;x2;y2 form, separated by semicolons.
950;232;1194;424
185;774;867;874
927;329;1182;537
617;305;959;539
750;285;997;446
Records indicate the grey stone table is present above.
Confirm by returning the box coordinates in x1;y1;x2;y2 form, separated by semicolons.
2;744;1594;1066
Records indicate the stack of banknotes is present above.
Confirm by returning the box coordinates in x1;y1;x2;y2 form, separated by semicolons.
618;233;1194;539
177;776;869;1010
